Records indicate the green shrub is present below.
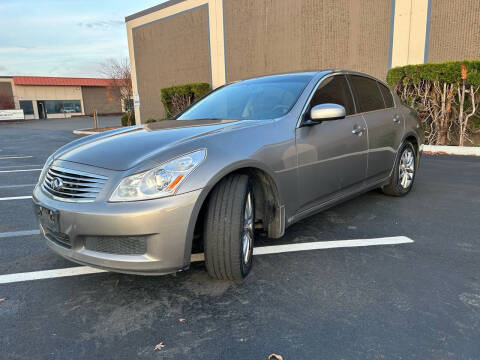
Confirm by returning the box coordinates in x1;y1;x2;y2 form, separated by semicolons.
386;60;480;88
387;60;480;145
161;82;211;118
121;112;135;126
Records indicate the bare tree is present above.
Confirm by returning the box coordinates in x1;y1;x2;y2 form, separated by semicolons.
169;93;192;117
393;79;456;145
457;64;480;146
100;57;134;125
391;62;480;146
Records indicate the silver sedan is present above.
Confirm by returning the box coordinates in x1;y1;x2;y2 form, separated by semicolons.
33;70;423;281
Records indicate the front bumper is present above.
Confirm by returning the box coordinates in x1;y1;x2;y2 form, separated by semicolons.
33;184;202;275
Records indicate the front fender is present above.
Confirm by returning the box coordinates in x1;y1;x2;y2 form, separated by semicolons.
181;159;283;267
203;159;283;203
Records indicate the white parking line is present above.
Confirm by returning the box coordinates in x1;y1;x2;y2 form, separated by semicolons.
0;165;42;169
0;236;413;284
0;230;40;238
253;236;414;255
0;184;36;189
0;267;108;284
0;196;32;201
0;168;41;173
0;155;33;160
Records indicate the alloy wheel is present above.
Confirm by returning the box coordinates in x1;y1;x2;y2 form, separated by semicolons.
242;191;254;265
398;147;415;189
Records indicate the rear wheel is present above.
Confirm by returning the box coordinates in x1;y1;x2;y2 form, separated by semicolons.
382;142;416;196
204;174;254;281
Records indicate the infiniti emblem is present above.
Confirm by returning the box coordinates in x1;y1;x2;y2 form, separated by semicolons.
51;177;64;191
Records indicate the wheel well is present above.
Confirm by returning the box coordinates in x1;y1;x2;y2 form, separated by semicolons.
405;135;419;154
191;167;282;253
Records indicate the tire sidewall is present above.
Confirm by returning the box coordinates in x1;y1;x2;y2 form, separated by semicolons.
393;142;416;195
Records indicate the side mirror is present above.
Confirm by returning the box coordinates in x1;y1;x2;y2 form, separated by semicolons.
309;103;346;123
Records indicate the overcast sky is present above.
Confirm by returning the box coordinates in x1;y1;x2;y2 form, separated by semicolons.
0;0;167;77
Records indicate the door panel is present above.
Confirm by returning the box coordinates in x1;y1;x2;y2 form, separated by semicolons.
363;108;403;181
295;115;368;211
347;75;401;182
295;74;368;212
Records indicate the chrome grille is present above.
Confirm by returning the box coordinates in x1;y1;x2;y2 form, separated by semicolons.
42;165;107;202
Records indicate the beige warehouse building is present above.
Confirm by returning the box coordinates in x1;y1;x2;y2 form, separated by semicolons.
126;0;480;123
0;76;122;120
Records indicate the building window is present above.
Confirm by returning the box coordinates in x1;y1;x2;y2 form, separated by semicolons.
19;100;34;115
44;100;82;114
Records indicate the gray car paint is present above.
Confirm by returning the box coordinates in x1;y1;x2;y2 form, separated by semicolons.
33;70;424;275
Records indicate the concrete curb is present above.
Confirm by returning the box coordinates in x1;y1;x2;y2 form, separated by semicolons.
423;145;480;156
73;129;96;135
73;126;122;135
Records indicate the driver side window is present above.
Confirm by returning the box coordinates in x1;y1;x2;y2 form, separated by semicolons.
309;75;355;116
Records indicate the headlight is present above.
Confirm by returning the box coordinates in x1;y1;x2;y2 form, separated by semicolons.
38;154;54;184
109;149;206;202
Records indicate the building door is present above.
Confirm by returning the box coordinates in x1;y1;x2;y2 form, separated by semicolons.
37;101;46;119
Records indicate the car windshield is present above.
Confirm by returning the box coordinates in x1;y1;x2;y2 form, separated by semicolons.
176;74;314;121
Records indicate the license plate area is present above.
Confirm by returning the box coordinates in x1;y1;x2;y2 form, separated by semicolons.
35;204;59;233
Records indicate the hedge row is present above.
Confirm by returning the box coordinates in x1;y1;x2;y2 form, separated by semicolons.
387;60;480;88
387;60;480;145
161;82;211;118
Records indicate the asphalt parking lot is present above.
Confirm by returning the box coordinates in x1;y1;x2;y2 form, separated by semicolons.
1;118;480;360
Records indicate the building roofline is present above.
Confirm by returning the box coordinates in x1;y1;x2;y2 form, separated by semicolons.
125;0;186;22
13;76;115;87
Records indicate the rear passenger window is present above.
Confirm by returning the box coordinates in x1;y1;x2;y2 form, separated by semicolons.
348;75;385;113
309;75;355;116
377;82;394;108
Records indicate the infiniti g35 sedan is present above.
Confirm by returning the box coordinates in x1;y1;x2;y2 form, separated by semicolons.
33;70;423;281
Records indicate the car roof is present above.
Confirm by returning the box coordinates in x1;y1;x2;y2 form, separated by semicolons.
233;71;320;83
231;69;387;86
327;69;390;87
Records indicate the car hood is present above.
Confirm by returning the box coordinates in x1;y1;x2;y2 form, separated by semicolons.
57;119;242;171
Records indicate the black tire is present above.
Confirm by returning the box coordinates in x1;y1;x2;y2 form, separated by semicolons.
382;141;417;196
204;174;255;281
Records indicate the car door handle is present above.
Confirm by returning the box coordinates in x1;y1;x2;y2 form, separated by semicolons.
393;115;401;123
352;127;365;135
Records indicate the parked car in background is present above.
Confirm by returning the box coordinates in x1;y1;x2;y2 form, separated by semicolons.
62;106;77;113
33;70;423;281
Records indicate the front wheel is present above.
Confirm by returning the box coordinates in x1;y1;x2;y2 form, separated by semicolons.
204;174;255;281
382;142;417;196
